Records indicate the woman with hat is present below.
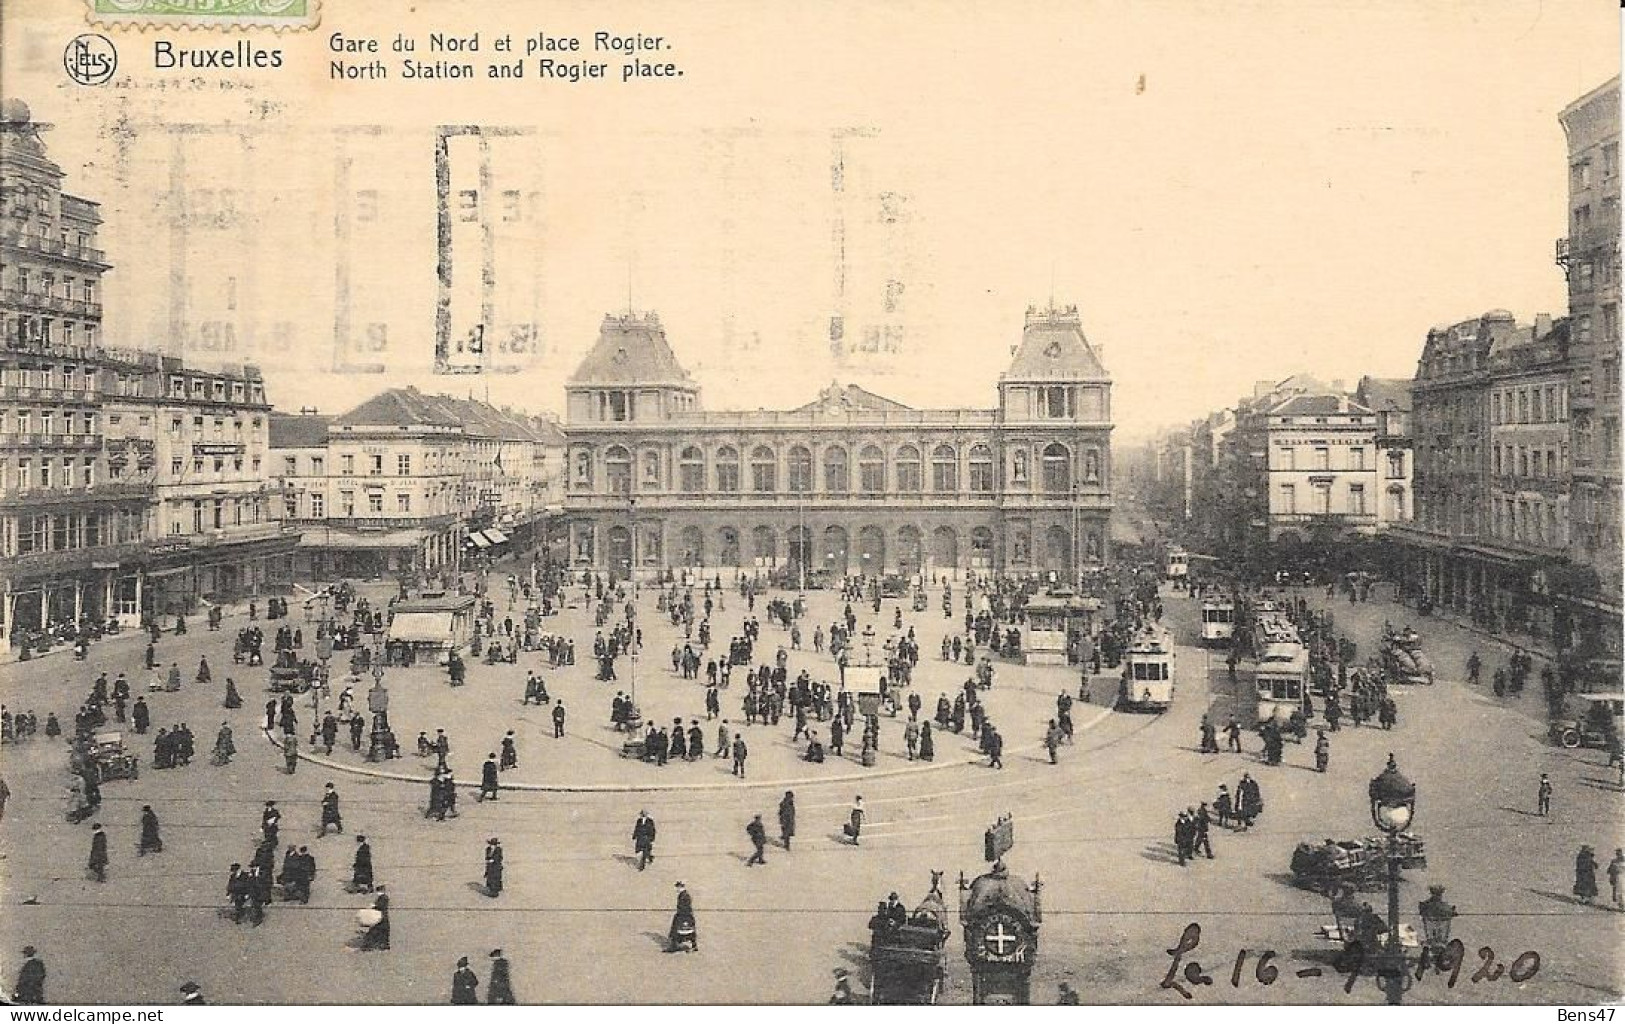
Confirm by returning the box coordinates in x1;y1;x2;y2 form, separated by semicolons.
487;950;516;1005
668;882;697;952
450;957;479;1004
1575;845;1600;905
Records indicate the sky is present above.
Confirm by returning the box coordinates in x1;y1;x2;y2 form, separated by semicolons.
5;0;1619;442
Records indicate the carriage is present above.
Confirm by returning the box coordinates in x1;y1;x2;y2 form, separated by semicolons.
86;731;140;782
268;649;317;693
1380;626;1434;685
1289;834;1427;895
868;874;951;1004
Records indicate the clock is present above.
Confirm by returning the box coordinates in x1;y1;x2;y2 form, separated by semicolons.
1043;340;1063;359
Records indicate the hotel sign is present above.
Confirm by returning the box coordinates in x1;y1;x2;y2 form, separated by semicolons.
193;443;245;456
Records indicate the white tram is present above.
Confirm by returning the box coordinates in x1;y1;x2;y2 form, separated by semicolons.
1255;641;1309;726
1165;547;1189;581
1119;626;1176;712
1199;599;1236;645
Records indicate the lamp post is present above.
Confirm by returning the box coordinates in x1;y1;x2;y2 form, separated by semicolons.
798;494;807;594
314;632;334;714
1368;753;1416;1005
1417;885;1456;970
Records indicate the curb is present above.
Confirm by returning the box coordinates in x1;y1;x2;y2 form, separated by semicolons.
259;701;1116;794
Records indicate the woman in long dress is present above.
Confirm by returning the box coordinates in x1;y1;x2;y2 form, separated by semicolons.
212;723;236;766
223;679;243;709
359;888;391;950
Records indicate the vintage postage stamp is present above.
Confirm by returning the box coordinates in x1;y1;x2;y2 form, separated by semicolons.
86;0;320;32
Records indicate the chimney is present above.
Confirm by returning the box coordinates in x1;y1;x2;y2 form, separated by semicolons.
1535;312;1552;337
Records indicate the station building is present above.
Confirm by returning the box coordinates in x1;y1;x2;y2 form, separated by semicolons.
561;304;1114;582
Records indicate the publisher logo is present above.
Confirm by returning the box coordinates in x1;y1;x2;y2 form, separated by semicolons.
64;34;117;86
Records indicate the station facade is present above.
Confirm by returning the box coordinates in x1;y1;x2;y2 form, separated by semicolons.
562;305;1113;582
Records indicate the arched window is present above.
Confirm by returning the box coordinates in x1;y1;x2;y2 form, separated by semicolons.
823;445;849;493
605;445;631;495
1042;442;1070;493
715;446;740;492
679;446;705;493
894;444;921;492
969;444;994;493
931;444;958;492
750;445;777;493
787;445;813;493
859;444;885;493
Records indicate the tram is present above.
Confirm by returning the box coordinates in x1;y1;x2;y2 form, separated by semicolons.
1255;641;1309;728
1165;547;1189;581
1118;626;1176;712
1199;599;1236;646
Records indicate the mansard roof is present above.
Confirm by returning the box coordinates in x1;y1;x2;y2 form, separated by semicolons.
567;311;696;387
790;382;913;415
334;387;462;429
1002;304;1110;382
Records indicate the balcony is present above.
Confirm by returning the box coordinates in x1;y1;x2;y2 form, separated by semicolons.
0;229;106;265
4;540;149;578
1272;512;1379;525
0;432;104;450
188;522;302;547
0;481;154;507
295;513;459;532
0;289;102;317
0;385;99;403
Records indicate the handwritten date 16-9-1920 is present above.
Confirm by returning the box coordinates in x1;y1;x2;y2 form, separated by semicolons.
1160;923;1541;1000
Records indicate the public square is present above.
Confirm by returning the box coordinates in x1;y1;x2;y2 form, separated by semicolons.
3;555;1622;1005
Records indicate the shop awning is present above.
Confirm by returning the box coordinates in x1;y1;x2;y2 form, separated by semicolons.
301;528;427;550
389;610;454;643
484;528;509;544
466;533;491;549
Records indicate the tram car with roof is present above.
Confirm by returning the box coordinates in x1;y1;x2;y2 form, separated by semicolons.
1199;598;1236;646
1165;547;1189;581
1118;626;1176;712
1255;641;1310;737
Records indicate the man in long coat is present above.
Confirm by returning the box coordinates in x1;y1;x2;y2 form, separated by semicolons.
139;805;163;855
352;835;375;892
450;957;479;1004
320;784;343;834
487;950;516;1004
12;946;45;1004
777;791;796;851
88;823;109;881
484;838;504;896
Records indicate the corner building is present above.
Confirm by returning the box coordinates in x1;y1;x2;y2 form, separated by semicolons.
562;306;1113;581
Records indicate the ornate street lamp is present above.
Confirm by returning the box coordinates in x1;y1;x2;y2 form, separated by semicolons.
1368;754;1416;1004
1417;885;1457;967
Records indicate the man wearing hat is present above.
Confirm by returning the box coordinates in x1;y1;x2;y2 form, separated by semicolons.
12;946;45;1004
745;814;768;866
668;881;697;952
484;838;504;897
478;754;500;803
320;784;343;835
179;981;205;1005
487;950;516;1005
88;822;109;882
633;810;657;870
450;957;479;1004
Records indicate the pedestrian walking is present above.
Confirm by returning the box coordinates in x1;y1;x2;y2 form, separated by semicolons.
283;730;300;775
1538;773;1553;816
88;822;109;881
1174;811;1192;866
352;835;375;893
1194;803;1214;859
986;726;1004;769
500;731;518;771
633;810;657;870
778;791;796;850
487;950;516;1005
358;888;390;950
552;702;566;738
451;957;480;1004
667;882;698;952
12;946;45;1004
1314;729;1329;773
746;814;768;866
1045;719;1062;764
1575;845;1600;904
845;795;864;846
484;838;504;896
320;783;343;835
1609;849;1625;910
138;805;163;855
479;754;500;802
732;735;748;777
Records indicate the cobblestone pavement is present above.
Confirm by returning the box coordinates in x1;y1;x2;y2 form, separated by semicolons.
0;577;1619;1004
